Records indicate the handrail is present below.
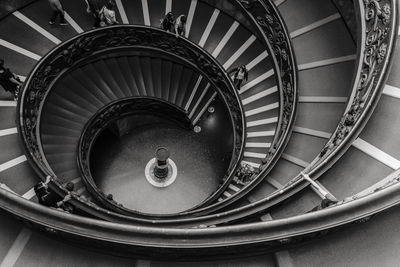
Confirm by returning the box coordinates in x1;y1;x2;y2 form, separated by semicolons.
18;25;246;216
215;0;298;206
1;167;400;259
4;0;399;259
260;0;400;210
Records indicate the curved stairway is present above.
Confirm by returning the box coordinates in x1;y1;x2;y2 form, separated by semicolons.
0;0;399;265
231;0;358;215
207;0;358;215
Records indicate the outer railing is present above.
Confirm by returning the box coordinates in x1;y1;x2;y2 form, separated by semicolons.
1;166;400;259
17;25;246;216
48;0;397;225
0;0;397;259
251;0;399;215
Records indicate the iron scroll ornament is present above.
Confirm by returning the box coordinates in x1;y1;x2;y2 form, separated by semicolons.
318;0;394;160
194;0;298;210
238;0;297;169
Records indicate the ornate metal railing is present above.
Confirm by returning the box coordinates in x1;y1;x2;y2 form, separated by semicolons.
2;163;400;259
185;0;298;213
18;25;246;216
230;0;298;201
265;0;399;207
0;0;397;259
316;0;395;165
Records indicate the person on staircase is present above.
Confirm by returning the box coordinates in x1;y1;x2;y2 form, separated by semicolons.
0;59;22;100
234;162;259;185
34;176;76;214
85;0;105;28
161;12;175;33
34;176;62;207
99;1;119;26
48;0;68;26
229;65;249;90
175;14;187;37
55;182;75;214
308;198;338;212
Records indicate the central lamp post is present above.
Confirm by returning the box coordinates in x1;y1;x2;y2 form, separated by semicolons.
145;147;177;187
154;147;170;179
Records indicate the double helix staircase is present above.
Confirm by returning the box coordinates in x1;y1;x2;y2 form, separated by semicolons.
0;0;399;265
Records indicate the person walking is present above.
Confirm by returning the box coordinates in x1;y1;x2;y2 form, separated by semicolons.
229;65;249;90
34;176;62;207
48;0;68;26
99;1;118;26
0;59;22;100
174;14;187;37
85;0;104;28
161;12;175;33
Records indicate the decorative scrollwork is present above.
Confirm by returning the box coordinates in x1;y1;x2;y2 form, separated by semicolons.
234;0;297;180
319;0;393;159
207;0;297;207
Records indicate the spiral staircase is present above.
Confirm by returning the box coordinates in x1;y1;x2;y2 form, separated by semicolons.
0;0;399;265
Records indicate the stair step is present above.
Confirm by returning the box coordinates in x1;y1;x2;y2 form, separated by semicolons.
228;184;241;192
